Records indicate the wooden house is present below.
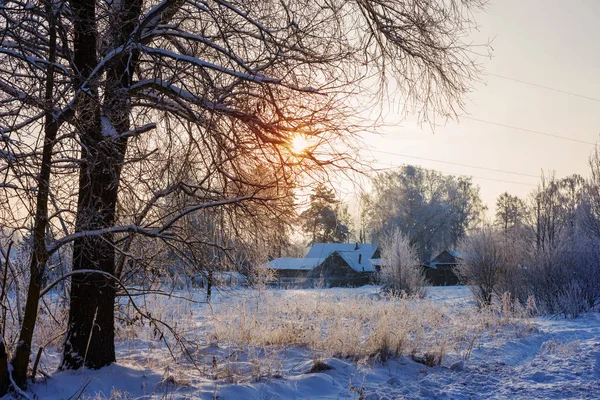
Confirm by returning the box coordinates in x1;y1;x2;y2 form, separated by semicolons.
267;243;381;287
421;250;461;286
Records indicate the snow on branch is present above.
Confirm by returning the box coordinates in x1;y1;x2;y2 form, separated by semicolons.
47;195;260;254
138;45;282;85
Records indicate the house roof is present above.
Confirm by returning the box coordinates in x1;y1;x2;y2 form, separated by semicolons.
306;243;379;273
424;249;462;269
336;251;376;272
267;243;381;273
369;258;384;267
305;243;378;259
447;250;462;258
266;257;323;271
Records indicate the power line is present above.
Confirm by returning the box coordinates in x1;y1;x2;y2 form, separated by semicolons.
385;99;597;146
369;149;540;179
487;73;600;103
374;163;537;187
462;116;596;145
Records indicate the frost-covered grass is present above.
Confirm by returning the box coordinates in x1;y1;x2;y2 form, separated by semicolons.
205;288;534;365
7;285;600;399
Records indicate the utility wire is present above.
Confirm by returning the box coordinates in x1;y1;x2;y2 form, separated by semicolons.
462;116;596;145
487;73;600;103
374;162;537;187
369;149;540;179
386;99;597;146
376;72;600;185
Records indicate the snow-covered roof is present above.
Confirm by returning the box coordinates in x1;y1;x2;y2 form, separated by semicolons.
306;243;378;259
267;257;323;271
426;250;462;268
306;243;380;273
267;244;381;273
447;250;462;258
369;258;384;267
423;262;436;270
336;251;376;272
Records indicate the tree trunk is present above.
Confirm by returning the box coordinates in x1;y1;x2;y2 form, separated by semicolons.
62;0;107;370
0;336;8;395
10;1;58;389
207;271;213;303
0;248;10;394
62;0;141;370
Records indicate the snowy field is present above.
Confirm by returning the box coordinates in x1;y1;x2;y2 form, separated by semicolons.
13;285;600;399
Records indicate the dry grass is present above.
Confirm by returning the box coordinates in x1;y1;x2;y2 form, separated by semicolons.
204;289;533;366
12;286;534;388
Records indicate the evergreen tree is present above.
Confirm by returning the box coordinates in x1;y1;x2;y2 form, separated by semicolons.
302;185;350;243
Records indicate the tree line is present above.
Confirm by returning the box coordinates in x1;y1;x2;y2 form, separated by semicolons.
302;158;600;316
300;166;485;262
459;154;600;316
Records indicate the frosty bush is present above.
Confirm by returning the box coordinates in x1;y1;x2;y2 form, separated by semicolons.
456;227;506;307
379;229;427;297
458;224;600;316
523;237;600;317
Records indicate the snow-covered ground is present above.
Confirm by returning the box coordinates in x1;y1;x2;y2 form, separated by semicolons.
10;286;600;399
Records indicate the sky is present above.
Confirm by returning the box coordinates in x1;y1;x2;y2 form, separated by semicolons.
339;0;600;220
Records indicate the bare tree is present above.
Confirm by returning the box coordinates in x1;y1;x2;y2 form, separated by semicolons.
0;0;488;392
457;227;505;307
495;192;526;233
0;1;66;387
584;146;600;238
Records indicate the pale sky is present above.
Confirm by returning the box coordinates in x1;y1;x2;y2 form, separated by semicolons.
340;0;600;220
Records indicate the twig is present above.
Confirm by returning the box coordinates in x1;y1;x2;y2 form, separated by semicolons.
82;308;99;373
67;376;94;400
31;347;43;382
0;241;12;341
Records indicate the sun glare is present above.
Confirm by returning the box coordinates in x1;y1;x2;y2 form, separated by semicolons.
291;135;309;154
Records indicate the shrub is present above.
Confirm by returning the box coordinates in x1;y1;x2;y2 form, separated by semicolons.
379;229;427;297
456;227;506;307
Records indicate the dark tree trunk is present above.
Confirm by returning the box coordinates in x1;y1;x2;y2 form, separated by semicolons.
207;271;213;302
62;154;120;369
0;337;8;395
62;0;109;370
9;1;58;389
62;0;141;370
0;247;10;394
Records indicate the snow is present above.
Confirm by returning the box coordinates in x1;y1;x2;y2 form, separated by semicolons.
337;251;376;272
305;243;377;259
100;116;117;138
369;258;384;267
447;250;462;258
268;243;380;272
6;285;600;399
305;243;380;272
267;257;323;270
138;45;281;85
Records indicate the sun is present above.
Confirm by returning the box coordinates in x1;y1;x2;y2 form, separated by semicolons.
291;135;310;154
